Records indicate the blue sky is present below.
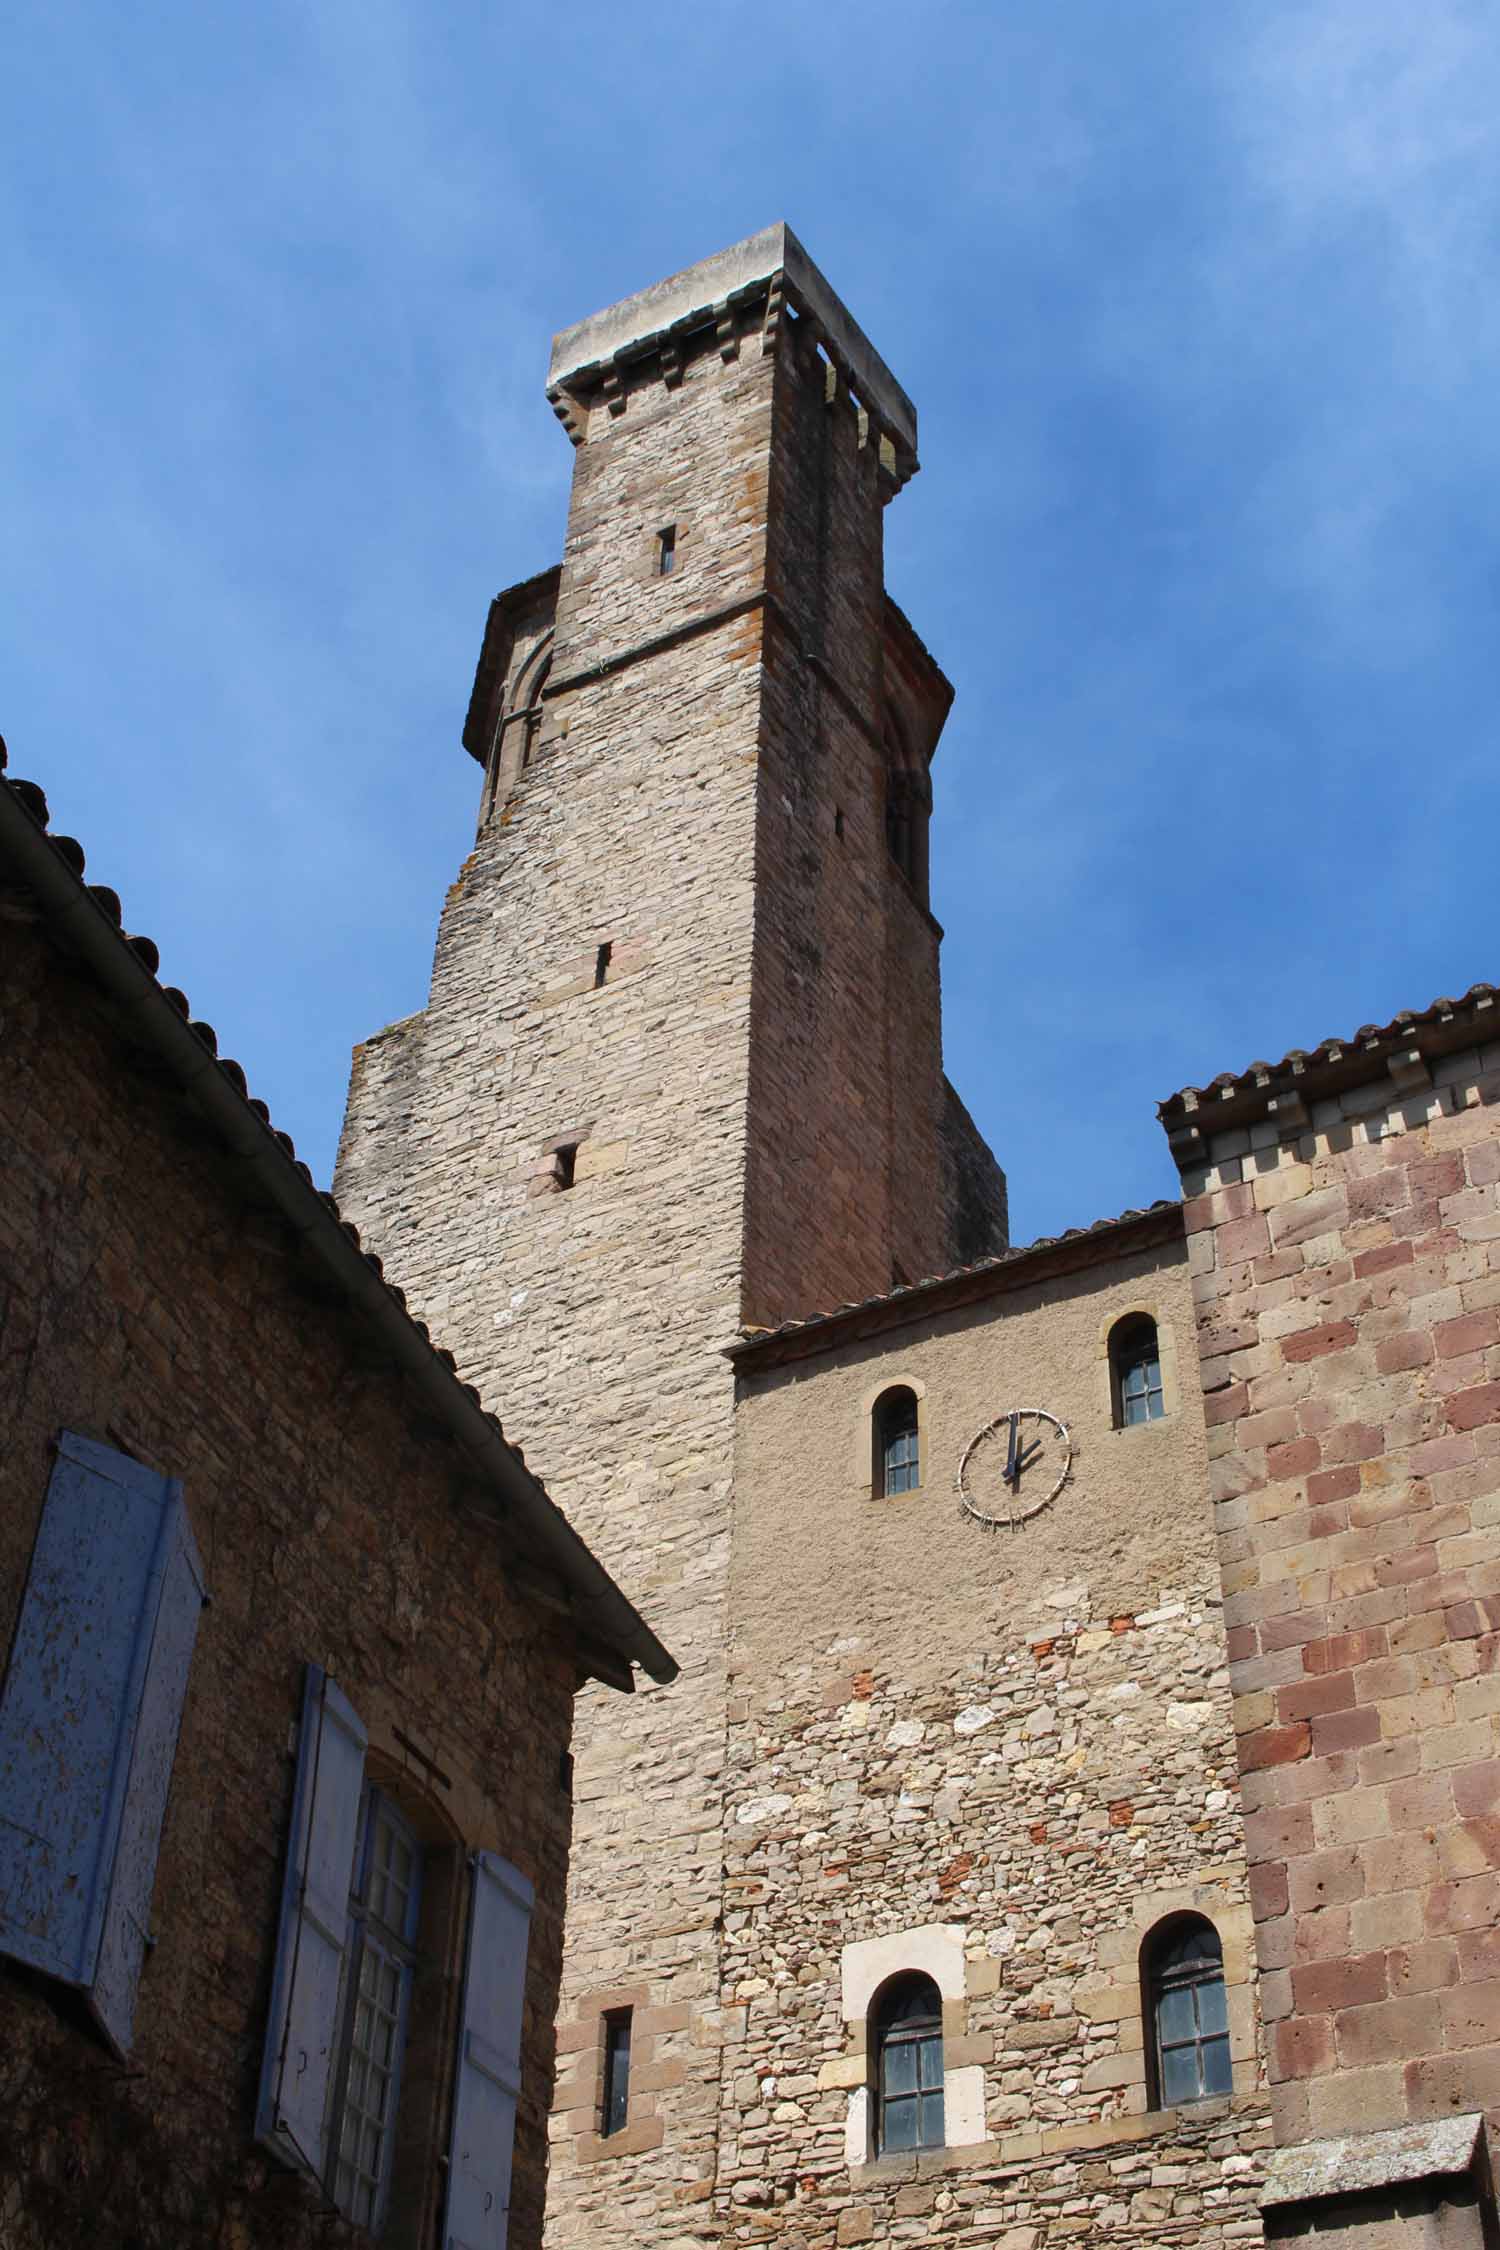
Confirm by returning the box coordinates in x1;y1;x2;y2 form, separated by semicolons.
5;0;1498;1250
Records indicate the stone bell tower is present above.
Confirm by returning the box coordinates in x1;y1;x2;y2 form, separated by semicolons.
334;225;1006;2249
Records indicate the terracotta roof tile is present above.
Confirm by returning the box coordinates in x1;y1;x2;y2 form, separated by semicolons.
730;1199;1181;1363
0;734;673;1683
1157;983;1499;1150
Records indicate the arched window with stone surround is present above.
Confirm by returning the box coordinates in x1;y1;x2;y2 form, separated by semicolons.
873;1386;920;1496
483;634;553;824
872;1973;945;2154
1110;1312;1165;1428
1143;1915;1231;2108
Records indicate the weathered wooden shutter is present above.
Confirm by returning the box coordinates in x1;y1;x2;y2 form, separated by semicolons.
255;1664;367;2178
0;1431;207;2056
445;1851;534;2250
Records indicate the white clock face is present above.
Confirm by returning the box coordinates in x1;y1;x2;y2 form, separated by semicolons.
957;1407;1073;1529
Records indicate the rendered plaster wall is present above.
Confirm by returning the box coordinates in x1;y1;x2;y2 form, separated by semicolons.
0;917;579;2250
335;273;973;2250
1178;1042;1500;2156
722;1234;1273;2247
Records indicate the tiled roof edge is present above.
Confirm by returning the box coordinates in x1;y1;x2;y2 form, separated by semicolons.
727;1200;1183;1372
1157;983;1499;1166
0;738;675;1689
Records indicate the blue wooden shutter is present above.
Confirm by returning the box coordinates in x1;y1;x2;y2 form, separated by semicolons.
445;1851;534;2250
0;1430;207;2056
255;1664;367;2179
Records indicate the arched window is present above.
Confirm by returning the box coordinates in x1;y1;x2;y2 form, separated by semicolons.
873;1387;920;1496
1144;1916;1231;2108
483;638;553;825
873;1973;944;2153
1111;1314;1164;1427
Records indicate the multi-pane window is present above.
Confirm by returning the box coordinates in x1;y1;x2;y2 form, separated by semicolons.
1146;1917;1231;2107
1112;1316;1165;1427
601;2008;632;2137
875;1388;920;1496
329;1791;423;2231
874;1974;944;2154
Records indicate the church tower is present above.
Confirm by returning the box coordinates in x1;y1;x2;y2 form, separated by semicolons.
334;225;1006;2249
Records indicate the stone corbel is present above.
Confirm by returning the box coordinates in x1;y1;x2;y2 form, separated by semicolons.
760;274;785;356
600;361;627;419
1266;1089;1309;1133
1387;1045;1432;1095
546;386;587;448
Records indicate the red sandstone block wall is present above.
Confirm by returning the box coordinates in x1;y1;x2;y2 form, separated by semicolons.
1183;1062;1500;2148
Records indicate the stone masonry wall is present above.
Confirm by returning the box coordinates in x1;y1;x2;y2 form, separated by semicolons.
724;1233;1272;2248
942;1078;1011;1271
1174;1033;1500;2157
0;915;580;2250
744;310;954;1324
335;270;983;2250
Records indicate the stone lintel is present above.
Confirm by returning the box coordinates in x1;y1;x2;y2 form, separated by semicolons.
547;222;919;463
1260;2114;1488;2212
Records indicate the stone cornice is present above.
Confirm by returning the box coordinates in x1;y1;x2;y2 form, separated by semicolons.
1157;983;1499;1173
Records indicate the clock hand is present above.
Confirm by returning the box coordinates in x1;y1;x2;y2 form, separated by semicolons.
1003;1411;1019;1488
1016;1437;1043;1474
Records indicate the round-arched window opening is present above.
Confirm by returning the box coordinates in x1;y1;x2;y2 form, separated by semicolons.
872;1972;944;2154
1111;1314;1164;1428
1143;1915;1231;2107
873;1386;920;1496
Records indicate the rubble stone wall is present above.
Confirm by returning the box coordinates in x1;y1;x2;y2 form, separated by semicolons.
723;1234;1272;2247
0;916;579;2250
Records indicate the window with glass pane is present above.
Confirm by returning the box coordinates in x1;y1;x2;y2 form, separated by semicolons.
1112;1317;1165;1427
329;1792;422;2232
1147;1917;1231;2107
875;1389;920;1496
874;1974;944;2154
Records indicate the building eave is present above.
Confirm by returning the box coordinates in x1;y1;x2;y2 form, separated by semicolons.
0;741;677;1691
727;1201;1183;1376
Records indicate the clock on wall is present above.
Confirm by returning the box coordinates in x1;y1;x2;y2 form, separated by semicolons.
957;1407;1073;1530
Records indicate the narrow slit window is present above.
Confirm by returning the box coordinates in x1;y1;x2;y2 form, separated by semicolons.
656;525;676;576
594;942;613;989
554;1143;578;1191
601;2009;632;2137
